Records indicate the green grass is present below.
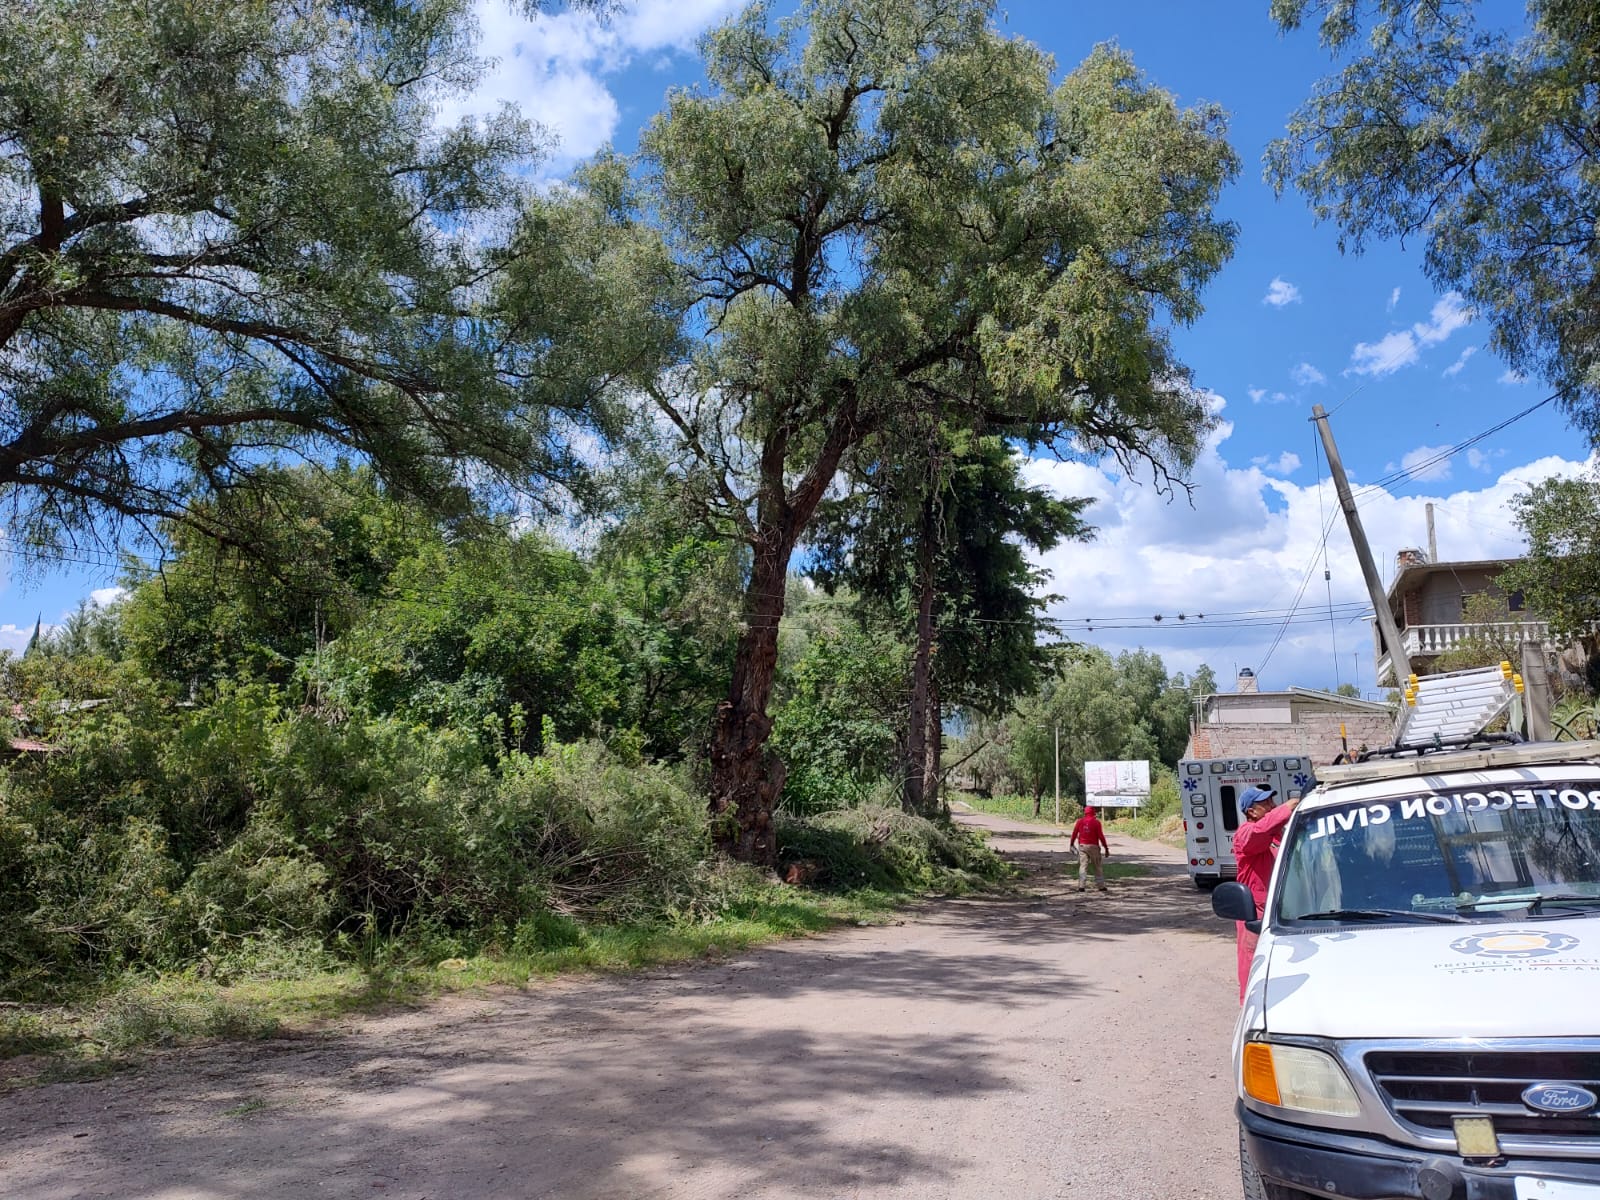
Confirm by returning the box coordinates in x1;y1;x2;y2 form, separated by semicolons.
1102;861;1153;880
0;885;908;1085
1105;811;1185;847
952;793;1063;824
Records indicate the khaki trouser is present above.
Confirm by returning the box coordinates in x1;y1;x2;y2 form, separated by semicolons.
1077;845;1106;890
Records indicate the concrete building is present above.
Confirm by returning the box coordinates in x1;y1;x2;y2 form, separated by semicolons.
1183;668;1395;766
1372;548;1562;688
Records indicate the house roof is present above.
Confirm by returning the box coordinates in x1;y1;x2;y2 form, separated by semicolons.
1203;687;1391;715
1387;557;1513;604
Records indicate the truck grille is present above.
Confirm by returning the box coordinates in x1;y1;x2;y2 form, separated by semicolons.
1366;1050;1600;1140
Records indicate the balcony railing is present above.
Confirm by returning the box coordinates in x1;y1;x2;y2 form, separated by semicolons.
1376;621;1553;688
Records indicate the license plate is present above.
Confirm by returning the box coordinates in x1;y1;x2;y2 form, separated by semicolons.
1515;1180;1600;1199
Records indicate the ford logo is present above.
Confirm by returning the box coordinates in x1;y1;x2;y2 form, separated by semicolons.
1522;1083;1600;1114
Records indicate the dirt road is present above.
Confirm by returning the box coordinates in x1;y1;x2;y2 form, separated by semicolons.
0;813;1244;1200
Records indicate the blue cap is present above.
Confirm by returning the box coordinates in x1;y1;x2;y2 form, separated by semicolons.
1238;786;1276;817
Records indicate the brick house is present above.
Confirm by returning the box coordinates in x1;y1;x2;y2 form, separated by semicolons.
1183;668;1396;767
1373;548;1562;688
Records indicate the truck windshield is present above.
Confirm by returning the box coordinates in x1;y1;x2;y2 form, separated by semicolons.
1275;782;1600;924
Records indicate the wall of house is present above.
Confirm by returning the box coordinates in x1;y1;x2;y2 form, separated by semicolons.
1185;712;1396;766
1417;567;1501;624
1204;694;1292;723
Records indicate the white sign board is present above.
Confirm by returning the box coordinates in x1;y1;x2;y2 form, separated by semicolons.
1084;760;1150;808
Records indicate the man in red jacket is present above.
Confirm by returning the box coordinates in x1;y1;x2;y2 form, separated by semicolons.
1068;806;1110;892
1233;786;1299;1001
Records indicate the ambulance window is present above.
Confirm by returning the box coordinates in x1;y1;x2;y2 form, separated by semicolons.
1210;762;1225;773
1259;759;1276;770
1186;763;1203;776
1219;785;1241;833
1284;758;1300;770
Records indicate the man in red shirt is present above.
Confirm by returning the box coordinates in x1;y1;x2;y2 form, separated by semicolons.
1068;806;1111;892
1232;786;1299;1001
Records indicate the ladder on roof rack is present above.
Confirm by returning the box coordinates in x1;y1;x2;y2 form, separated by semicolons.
1392;663;1525;750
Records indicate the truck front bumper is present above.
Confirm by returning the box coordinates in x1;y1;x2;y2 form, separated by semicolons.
1241;1102;1600;1200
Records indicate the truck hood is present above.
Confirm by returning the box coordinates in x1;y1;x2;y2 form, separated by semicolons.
1262;917;1600;1040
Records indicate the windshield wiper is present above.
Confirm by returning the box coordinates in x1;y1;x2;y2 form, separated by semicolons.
1530;894;1600;914
1455;894;1600;914
1292;908;1465;925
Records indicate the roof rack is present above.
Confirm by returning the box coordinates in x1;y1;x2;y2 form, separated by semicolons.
1387;662;1524;753
1319;738;1600;786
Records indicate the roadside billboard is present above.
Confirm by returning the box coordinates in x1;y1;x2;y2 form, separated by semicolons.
1083;759;1151;808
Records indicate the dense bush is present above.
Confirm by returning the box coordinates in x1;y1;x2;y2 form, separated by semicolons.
0;694;714;1000
776;804;1008;892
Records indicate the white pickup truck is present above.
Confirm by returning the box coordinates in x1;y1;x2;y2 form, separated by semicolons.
1213;739;1600;1200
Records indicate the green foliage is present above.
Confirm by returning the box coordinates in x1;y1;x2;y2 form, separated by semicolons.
119;468;416;692
0;0;582;553
0;683;718;999
989;649;1207;802
1269;0;1600;441
597;532;744;759
770;617;910;814
1501;473;1600;647
776;805;1009;892
1553;694;1600;740
318;533;624;751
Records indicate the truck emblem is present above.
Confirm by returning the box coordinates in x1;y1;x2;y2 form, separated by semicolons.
1448;930;1578;959
1522;1083;1599;1115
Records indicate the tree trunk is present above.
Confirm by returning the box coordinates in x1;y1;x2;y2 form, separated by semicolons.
902;495;938;814
706;398;859;865
708;543;790;866
922;670;942;816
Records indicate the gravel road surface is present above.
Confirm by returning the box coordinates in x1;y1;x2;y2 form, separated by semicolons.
0;811;1244;1199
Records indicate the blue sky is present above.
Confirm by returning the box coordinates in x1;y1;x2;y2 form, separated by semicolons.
5;0;1590;699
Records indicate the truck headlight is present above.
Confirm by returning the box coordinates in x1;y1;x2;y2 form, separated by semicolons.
1242;1041;1360;1117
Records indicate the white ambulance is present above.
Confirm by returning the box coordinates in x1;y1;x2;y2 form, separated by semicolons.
1179;755;1320;890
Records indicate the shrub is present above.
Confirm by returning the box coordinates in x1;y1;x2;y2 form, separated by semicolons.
776;804;1008;891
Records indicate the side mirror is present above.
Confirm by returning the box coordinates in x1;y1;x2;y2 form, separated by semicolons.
1212;881;1260;933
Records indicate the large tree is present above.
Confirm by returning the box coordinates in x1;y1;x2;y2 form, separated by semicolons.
1269;0;1600;439
811;433;1091;814
0;0;589;555
529;0;1237;863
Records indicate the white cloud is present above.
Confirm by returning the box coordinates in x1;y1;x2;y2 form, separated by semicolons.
1252;452;1302;476
1247;387;1267;404
89;586;127;608
1441;346;1477;379
1348;291;1472;377
1017;426;1591;694
1394;444;1455;483
1388;287;1401;311
0;622;51;656
437;0;745;177
1349;330;1419;376
1291;362;1326;387
1500;369;1529;385
1413;292;1471;346
1466;447;1502;471
1263;278;1301;308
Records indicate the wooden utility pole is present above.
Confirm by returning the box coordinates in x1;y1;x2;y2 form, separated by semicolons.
1312;405;1413;685
1053;722;1061;825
